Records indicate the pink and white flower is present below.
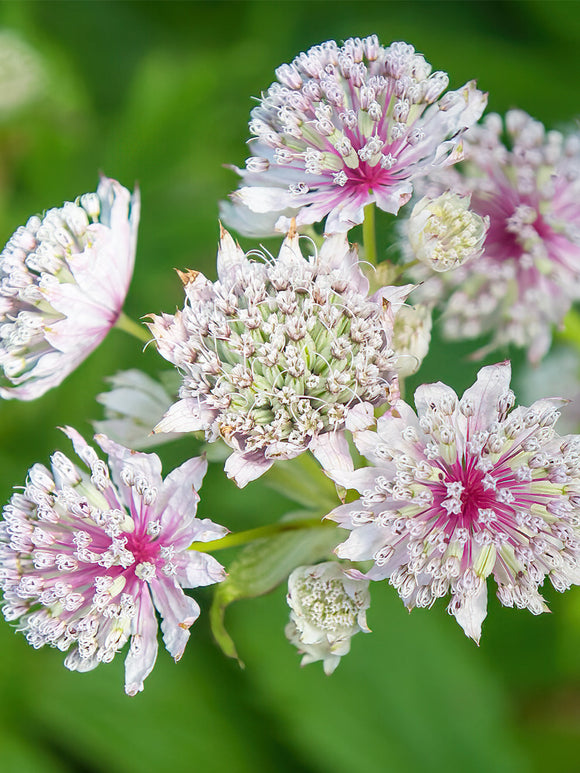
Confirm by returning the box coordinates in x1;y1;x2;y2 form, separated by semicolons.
0;176;140;399
327;362;580;641
415;111;580;362
0;428;226;695
148;225;411;486
222;36;486;235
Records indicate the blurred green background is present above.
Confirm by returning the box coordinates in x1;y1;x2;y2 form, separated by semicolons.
0;1;579;771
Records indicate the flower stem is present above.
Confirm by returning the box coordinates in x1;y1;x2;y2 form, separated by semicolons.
115;312;151;343
188;517;335;553
362;202;377;265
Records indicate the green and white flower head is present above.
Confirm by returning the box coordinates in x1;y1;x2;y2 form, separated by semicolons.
0;177;140;400
285;562;370;674
327;363;580;642
407;192;488;271
392;303;432;378
148;225;412;486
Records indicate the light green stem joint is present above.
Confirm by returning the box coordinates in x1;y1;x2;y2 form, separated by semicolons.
362;202;377;265
115;312;151;343
188;517;336;553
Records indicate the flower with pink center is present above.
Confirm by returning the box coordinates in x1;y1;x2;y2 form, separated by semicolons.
414;110;580;362
0;427;227;695
147;225;411;487
221;36;486;236
326;362;580;641
0;176;140;399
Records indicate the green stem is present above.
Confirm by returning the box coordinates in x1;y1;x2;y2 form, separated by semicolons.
188;517;335;553
362;202;377;265
115;311;151;344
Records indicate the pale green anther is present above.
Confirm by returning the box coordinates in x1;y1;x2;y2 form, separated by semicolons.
358;111;374;138
300;124;328;150
74;479;110;511
530;481;563;496
320;152;343;171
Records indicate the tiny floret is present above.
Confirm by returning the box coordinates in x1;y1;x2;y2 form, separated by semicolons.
327;362;580;642
407;192;488;271
0;177;139;399
222;36;486;235
148;226;411;486
0;428;227;694
285;562;370;674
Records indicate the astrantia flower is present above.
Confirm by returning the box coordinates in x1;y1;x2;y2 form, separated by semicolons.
0;428;226;695
407;192;488;271
327;362;580;641
0;176;139;399
222;36;486;235
148;225;411;486
285;562;370;674
416;111;580;362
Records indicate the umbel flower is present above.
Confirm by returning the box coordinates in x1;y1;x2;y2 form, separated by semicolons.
285;562;370;675
222;36;486;236
0;428;226;695
0;176;139;399
148;225;411;486
327;362;580;641
417;110;580;362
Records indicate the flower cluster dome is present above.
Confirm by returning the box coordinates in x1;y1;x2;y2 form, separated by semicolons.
0;176;139;399
0;428;226;695
148;226;411;486
415;110;580;362
327;362;580;641
222;36;486;235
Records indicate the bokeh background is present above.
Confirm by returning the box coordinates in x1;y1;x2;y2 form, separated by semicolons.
0;1;579;770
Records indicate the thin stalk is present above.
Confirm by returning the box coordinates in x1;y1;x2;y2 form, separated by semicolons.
188;517;335;553
115;312;151;344
362;202;377;265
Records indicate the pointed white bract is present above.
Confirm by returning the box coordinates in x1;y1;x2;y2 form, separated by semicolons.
285;562;370;674
415;111;580;362
0;429;226;694
222;36;486;236
327;362;580;642
392;303;432;378
148;226;410;486
0;177;140;399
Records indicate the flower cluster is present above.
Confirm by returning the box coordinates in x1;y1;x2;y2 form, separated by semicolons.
0;177;139;399
415;110;580;362
223;36;486;235
327;363;580;641
285;562;370;674
148;225;411;486
0;428;226;694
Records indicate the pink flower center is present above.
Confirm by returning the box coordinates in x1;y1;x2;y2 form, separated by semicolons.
430;458;500;531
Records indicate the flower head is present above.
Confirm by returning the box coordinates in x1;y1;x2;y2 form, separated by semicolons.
148;226;411;486
285;562;370;674
327;362;580;641
222;36;486;235
0;428;226;695
407;192;488;271
415;111;580;362
0;177;140;399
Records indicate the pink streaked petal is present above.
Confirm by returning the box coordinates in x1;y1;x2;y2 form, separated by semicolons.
235;185;294;213
309;431;353;475
335;524;386;562
325;466;381;493
460;361;512;432
124;586;159;696
95;433;163;493
156;454;208;517
224;450;274;487
373;181;413;216
149;578;200;661
345;402;376;433
177;551;227;588
190;517;229;543
153;398;215;434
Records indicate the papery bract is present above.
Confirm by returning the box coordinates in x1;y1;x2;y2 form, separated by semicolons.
0;176;139;399
327;362;580;641
0;428;226;695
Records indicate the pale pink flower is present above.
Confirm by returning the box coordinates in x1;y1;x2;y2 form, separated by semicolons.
148;226;411;486
0;428;226;695
222;36;486;236
415;111;580;362
327;362;580;642
0;176;140;399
